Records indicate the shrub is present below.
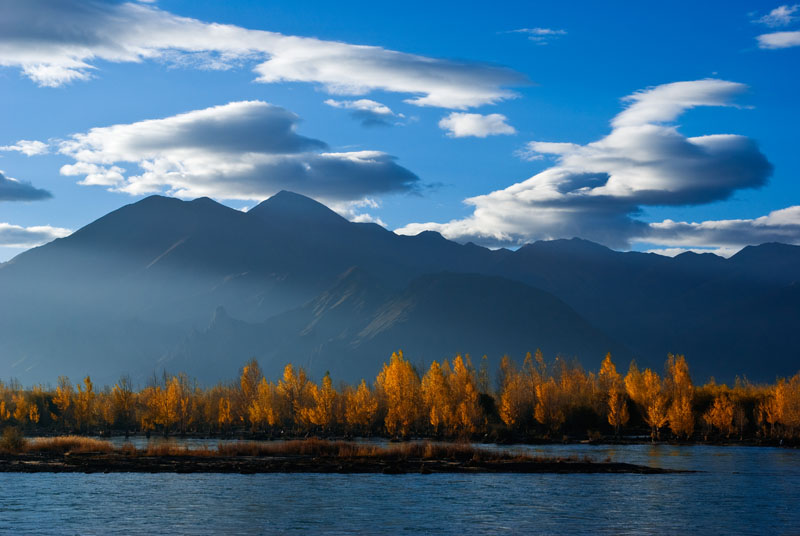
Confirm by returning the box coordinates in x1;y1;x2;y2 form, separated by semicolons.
0;427;27;453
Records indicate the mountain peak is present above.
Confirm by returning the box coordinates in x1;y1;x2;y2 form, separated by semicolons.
247;190;348;226
122;194;232;217
518;237;614;258
732;242;800;261
413;230;448;243
132;194;183;207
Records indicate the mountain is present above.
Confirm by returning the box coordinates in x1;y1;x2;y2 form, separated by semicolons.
0;191;798;385
490;238;800;380
0;191;508;384
163;269;629;383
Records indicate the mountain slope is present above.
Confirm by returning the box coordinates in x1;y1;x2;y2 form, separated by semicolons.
0;191;798;385
0;192;508;383
164;270;629;383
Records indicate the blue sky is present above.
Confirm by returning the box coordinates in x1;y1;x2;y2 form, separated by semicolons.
0;0;799;260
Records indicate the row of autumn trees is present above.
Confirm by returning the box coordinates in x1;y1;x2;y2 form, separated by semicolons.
2;351;800;441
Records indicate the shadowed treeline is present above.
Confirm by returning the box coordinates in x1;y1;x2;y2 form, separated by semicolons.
1;351;799;442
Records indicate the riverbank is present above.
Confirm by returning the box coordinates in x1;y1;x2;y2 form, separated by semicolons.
0;437;679;474
29;430;797;449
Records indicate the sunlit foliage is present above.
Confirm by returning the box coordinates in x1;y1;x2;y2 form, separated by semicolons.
2;353;799;442
599;354;629;435
376;351;421;437
344;379;378;434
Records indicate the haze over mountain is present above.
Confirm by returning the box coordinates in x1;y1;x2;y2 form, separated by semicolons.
1;191;797;385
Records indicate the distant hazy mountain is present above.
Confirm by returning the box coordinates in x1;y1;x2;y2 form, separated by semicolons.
491;238;800;382
163;269;628;383
0;191;797;385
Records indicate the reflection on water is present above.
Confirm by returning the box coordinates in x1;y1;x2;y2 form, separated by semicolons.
1;444;798;535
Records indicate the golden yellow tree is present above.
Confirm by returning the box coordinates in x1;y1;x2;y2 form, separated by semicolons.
375;350;421;437
607;389;629;435
497;355;515;395
276;364;313;429
665;355;692;394
761;374;800;437
534;378;565;435
0;400;9;422
756;373;800;437
240;359;263;428
303;372;338;431
163;374;193;434
555;358;593;412
642;370;669;440
11;392;28;424
666;354;694;439
111;376;135;433
421;360;451;434
218;397;233;430
498;358;530;430
757;395;776;437
28;402;40;424
344;379;378;434
668;393;694;439
240;359;263;401
98;389;115;429
448;355;481;436
782;373;800;436
53;376;73;429
137;386;158;432
625;366;669;440
704;393;735;437
155;382;177;433
522;349;547;388
598;353;620;394
597;353;628;434
74;376;96;431
624;361;645;404
195;384;226;433
249;377;281;430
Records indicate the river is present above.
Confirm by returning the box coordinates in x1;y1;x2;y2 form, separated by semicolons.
1;443;798;534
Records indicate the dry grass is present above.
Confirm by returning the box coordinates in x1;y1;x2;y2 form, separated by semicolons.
143;442;203;457
214;439;536;462
7;436;585;464
27;436;115;454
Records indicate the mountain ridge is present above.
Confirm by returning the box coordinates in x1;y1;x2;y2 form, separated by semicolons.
1;191;798;385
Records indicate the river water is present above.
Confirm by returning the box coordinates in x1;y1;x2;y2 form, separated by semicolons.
1;443;798;534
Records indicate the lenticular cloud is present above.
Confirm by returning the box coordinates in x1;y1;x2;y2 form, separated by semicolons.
397;79;783;252
0;0;524;109
58;100;420;202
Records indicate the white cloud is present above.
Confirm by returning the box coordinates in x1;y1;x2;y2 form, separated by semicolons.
757;30;800;48
0;222;71;247
611;79;746;127
438;113;516;138
60;162;126;187
397;79;776;251
508;28;567;44
325;99;395;116
646;247;739;258
56;100;419;202
0;171;52;201
350;212;387;226
0;140;49;156
324;98;403;126
328;197;387;226
0;0;525;109
754;5;799;27
646;206;800;250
